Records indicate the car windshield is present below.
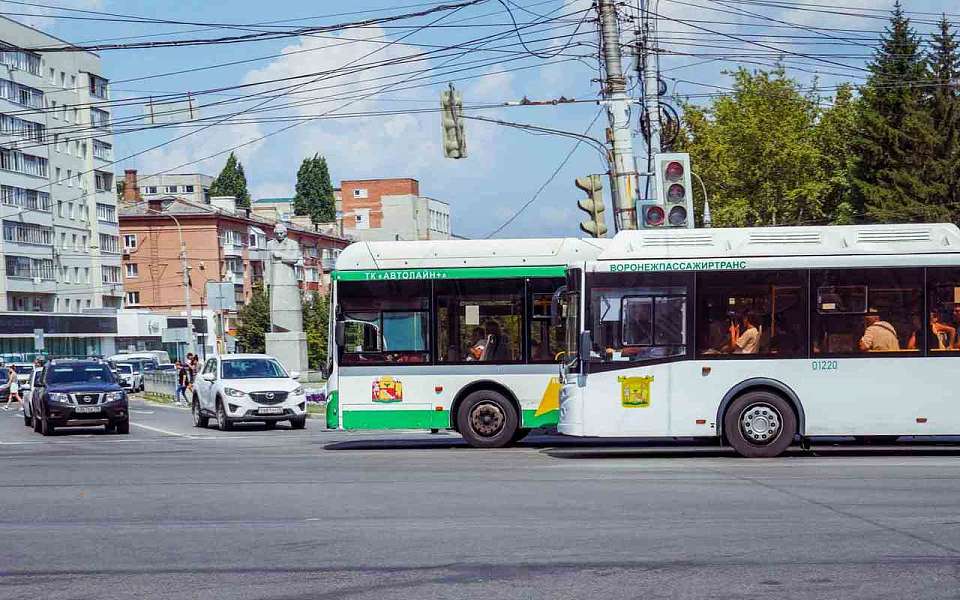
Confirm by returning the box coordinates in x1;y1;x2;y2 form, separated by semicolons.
13;365;32;374
116;364;133;374
48;365;114;385
221;359;287;380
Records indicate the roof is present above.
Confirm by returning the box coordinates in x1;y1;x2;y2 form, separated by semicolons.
597;223;960;261
119;197;347;244
218;354;276;360
253;197;294;204
335;238;609;271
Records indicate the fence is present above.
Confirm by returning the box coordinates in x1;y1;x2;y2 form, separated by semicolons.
143;371;177;402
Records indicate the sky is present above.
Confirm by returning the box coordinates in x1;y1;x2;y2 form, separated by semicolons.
12;0;960;239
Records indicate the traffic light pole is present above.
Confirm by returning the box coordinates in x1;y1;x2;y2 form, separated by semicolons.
640;0;662;158
598;0;639;231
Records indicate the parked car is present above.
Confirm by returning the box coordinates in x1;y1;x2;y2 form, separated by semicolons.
191;354;307;430
114;363;138;391
31;359;129;435
157;363;177;373
21;366;42;427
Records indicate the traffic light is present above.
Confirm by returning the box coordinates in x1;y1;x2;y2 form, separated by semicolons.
441;84;466;159
575;175;607;238
647;152;694;228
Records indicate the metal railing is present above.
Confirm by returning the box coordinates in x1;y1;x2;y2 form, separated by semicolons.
143;371;177;401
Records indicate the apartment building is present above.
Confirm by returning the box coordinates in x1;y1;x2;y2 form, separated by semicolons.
119;187;349;350
0;17;122;356
340;178;451;241
132;172;214;206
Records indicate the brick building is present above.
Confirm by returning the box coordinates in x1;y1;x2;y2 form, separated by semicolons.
119;183;349;352
340;178;450;241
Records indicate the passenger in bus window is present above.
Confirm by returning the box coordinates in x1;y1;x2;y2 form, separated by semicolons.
859;310;900;352
927;311;957;350
951;305;960;348
729;311;760;354
480;320;511;361
466;327;486;361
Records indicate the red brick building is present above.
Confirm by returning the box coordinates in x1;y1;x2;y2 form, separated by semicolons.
340;178;450;240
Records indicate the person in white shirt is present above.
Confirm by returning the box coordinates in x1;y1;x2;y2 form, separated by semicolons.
729;311;760;354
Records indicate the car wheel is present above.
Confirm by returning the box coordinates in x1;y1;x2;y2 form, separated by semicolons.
456;389;518;448
723;391;797;458
192;400;209;428
23;411;31;427
115;419;130;435
217;401;233;431
290;416;306;430
32;411;41;433
41;414;55;436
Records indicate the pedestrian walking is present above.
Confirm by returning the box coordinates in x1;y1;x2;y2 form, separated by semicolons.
3;365;21;411
175;360;190;405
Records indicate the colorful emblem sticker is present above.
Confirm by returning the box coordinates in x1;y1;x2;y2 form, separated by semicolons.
372;376;403;403
618;375;654;408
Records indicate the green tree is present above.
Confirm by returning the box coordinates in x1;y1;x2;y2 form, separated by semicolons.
209;152;252;208
302;291;330;370
293;154;336;224
852;2;946;222
235;284;270;353
676;67;828;227
927;15;960;223
816;83;860;224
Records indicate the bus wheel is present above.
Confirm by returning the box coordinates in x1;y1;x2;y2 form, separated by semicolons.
724;391;796;458
457;390;518;448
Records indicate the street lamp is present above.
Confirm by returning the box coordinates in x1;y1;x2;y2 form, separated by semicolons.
142;207;195;358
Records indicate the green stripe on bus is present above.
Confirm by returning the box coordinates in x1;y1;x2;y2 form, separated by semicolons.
342;409;450;430
325;390;339;429
332;266;566;282
339;407;558;430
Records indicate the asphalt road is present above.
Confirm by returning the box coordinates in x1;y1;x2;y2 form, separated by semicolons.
2;398;960;599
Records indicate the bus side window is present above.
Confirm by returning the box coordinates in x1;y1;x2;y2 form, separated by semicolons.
926;267;960;352
811;268;922;355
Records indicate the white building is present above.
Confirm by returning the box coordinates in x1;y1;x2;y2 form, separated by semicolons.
0;17;123;355
136;173;213;206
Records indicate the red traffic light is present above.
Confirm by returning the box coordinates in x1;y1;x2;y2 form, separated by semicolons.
668;205;687;226
667;183;685;201
664;161;684;182
644;205;665;227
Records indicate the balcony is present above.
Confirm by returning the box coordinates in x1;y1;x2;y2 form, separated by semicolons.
222;242;243;257
224;271;244;285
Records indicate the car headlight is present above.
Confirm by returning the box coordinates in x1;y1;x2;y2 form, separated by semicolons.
224;387;247;398
49;392;71;404
292;386;304;396
106;391;126;402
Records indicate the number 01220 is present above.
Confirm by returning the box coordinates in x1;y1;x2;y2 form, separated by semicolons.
812;360;838;371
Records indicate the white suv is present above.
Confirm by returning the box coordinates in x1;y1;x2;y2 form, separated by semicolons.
191;354;307;430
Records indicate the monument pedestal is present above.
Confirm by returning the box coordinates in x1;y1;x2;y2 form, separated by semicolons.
266;331;309;374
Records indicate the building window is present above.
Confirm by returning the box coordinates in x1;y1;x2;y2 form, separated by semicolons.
99;234;121;254
0;49;41;75
67;170;73;188
102;265;121;284
5;255;54;280
72;234;79;251
0;112;45;142
0;147;48;177
123;234;137;250
0;78;43;108
2;220;53;246
164;185;177;193
125;291;140;306
0;185;50;211
89;74;109;99
353;188;368;198
125;263;138;278
68;202;75;219
92;140;111;160
90;108;110;129
96;203;116;223
94;171;113;193
144;186;157;195
183;185;194;193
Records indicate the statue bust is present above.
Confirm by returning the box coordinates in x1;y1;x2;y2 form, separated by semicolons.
266;222;304;333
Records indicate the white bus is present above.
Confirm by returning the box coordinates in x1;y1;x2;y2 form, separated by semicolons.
558;223;960;457
325;237;607;447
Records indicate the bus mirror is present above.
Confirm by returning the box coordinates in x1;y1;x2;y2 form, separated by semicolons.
579;330;593;363
550;285;567;327
320;359;332;380
335;321;345;347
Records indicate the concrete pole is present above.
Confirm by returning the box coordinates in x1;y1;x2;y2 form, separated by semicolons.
641;0;662;157
598;0;639;231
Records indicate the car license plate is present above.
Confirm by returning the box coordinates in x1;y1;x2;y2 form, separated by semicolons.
75;406;100;414
259;407;283;415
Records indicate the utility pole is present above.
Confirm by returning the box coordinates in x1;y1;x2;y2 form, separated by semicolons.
640;0;662;158
180;240;196;358
598;0;639;231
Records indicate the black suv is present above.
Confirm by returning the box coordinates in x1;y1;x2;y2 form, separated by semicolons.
31;359;129;435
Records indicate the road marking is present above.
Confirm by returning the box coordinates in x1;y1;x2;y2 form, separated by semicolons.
130;422;191;438
129;410;155;415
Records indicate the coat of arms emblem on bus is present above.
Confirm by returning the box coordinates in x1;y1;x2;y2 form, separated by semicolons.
372;376;403;403
618;376;654;408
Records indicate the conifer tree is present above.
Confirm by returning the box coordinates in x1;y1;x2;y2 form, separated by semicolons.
293;154;336;224
209;152;252;208
927;16;960;222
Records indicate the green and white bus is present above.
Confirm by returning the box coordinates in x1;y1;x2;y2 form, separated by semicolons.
325;237;607;447
557;223;960;457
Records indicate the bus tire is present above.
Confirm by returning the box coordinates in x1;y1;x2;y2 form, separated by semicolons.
724;390;796;458
457;390;518;449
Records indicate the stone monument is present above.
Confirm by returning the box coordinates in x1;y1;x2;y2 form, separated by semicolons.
265;222;308;374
